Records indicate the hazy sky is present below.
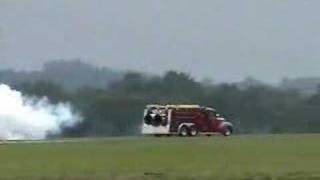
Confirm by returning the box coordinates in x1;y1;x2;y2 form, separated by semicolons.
1;0;320;83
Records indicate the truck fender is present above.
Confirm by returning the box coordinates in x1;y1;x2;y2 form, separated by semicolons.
178;123;195;133
219;122;233;129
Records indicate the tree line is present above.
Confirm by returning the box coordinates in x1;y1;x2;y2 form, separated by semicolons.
13;70;320;137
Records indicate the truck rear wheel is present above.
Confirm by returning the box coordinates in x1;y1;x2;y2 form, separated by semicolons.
179;126;189;137
189;126;198;137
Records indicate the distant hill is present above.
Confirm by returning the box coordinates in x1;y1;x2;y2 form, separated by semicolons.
280;77;320;95
235;77;320;95
0;60;123;90
2;60;320;95
235;77;267;90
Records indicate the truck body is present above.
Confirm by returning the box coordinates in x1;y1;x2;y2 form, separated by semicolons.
141;104;233;136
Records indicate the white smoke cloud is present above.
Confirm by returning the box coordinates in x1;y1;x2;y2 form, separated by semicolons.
0;84;82;140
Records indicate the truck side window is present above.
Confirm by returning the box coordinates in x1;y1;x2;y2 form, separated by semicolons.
206;111;216;118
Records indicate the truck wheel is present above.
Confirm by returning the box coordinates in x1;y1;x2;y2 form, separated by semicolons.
179;126;189;137
189;126;198;137
223;126;233;136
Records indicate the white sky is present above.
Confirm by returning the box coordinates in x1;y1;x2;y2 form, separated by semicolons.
1;0;320;83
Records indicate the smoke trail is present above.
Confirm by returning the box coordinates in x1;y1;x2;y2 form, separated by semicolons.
0;84;82;140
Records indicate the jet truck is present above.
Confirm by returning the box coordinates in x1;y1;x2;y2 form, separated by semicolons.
141;104;233;137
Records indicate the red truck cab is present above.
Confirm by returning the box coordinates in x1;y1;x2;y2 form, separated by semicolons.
141;104;233;137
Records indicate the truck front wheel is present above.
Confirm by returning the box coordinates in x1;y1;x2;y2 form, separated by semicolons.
223;126;233;136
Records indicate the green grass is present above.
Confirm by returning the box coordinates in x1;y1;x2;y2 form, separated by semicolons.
0;134;320;179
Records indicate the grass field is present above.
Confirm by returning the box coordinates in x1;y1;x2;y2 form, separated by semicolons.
0;134;320;180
